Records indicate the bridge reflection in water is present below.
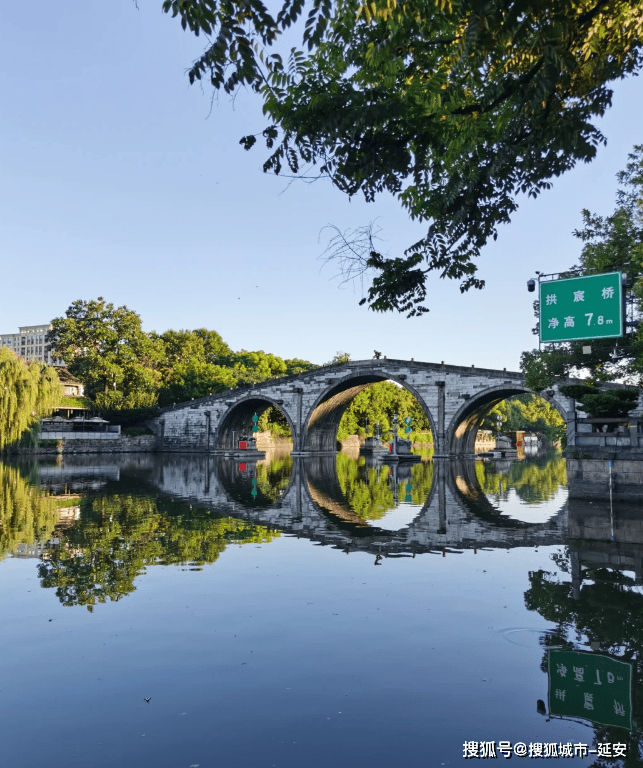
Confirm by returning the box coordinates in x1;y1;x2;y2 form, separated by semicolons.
14;451;643;756
36;451;570;558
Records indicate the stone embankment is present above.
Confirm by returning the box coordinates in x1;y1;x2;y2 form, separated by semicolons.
31;435;159;455
567;458;643;503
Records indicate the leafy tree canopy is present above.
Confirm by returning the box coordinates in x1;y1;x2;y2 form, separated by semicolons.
161;0;643;315
482;393;565;442
48;299;319;412
521;146;643;389
337;380;432;440
47;298;163;409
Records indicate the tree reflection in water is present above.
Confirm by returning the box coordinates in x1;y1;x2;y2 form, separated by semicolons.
476;450;567;504
255;453;293;502
38;493;279;611
0;462;61;561
335;453;434;521
526;555;643;765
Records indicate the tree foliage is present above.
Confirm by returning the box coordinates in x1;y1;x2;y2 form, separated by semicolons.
0;349;61;450
47;299;319;414
47;298;163;409
521;146;643;389
482;394;566;443
337;381;432;440
161;0;643;315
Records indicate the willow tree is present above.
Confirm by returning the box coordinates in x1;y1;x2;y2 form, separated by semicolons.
0;348;61;450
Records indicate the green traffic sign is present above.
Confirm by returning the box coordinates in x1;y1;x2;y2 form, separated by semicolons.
252;478;257;485
252;425;259;433
404;494;412;503
251;488;257;497
405;483;412;491
539;272;623;343
548;649;632;730
252;413;259;423
404;427;412;434
404;416;412;425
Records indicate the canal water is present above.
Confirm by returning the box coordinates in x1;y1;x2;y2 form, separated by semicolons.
1;451;640;767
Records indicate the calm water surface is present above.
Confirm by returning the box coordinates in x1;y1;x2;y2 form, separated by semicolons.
1;451;641;768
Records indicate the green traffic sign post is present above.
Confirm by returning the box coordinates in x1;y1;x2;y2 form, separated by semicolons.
539;272;623;343
548;649;633;730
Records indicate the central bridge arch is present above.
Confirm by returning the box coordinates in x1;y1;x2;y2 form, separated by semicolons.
301;373;437;453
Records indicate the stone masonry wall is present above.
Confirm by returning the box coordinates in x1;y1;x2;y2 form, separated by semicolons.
567;458;643;502
32;435;160;455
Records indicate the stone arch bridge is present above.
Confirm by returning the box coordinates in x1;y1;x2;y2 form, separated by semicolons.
153;359;576;457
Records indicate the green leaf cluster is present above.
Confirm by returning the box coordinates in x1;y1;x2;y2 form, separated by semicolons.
163;0;643;315
576;389;639;418
479;394;565;444
47;299;319;418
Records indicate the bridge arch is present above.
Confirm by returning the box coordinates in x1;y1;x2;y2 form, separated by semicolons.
301;373;438;453
447;384;568;455
215;394;297;451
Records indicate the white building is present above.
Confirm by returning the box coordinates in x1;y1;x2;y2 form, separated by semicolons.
0;324;63;366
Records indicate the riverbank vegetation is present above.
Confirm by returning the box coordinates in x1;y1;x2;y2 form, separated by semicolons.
0;349;61;450
483;395;566;445
46;299;319;417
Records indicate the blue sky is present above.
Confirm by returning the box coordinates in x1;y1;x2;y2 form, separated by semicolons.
2;2;641;370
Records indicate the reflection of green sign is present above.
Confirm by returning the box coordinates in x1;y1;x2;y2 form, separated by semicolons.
548;649;632;729
539;272;623;342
